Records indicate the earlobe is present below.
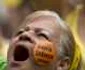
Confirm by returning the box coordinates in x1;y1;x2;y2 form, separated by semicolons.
56;57;70;70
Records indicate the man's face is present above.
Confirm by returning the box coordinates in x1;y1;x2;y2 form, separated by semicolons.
7;16;62;70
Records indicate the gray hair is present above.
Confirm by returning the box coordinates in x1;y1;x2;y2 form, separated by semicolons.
23;10;67;30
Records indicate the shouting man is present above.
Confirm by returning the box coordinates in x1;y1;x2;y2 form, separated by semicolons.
2;11;84;70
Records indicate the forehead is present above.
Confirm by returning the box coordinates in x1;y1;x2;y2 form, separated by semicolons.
26;16;61;32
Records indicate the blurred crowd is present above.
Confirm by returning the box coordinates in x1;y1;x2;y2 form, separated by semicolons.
0;0;85;59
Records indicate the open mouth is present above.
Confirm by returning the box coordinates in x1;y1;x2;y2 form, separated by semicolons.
13;45;29;61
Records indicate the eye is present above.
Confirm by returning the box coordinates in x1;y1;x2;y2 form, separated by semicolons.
38;33;48;40
15;29;24;36
24;26;30;31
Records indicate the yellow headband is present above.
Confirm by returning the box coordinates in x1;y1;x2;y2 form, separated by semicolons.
69;44;81;70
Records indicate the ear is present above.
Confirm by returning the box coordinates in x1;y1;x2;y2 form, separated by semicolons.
56;57;70;70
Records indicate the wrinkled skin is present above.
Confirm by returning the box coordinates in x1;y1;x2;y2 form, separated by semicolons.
7;16;69;70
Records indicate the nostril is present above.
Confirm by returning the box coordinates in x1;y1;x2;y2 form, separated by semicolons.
14;45;29;61
19;36;33;43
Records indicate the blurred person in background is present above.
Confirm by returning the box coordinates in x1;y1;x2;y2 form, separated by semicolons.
78;0;85;44
0;26;9;58
0;0;9;59
0;26;7;70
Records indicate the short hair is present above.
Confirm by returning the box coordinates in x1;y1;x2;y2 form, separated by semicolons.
21;10;76;61
23;10;67;30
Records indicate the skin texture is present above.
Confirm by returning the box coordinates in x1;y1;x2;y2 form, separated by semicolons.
7;11;74;70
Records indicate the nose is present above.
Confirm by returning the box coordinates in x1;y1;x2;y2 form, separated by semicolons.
19;31;34;43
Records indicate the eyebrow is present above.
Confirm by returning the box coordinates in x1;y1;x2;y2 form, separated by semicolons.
25;24;54;34
24;25;43;32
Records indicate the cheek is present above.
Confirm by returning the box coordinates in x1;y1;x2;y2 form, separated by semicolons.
33;40;57;65
11;37;19;44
